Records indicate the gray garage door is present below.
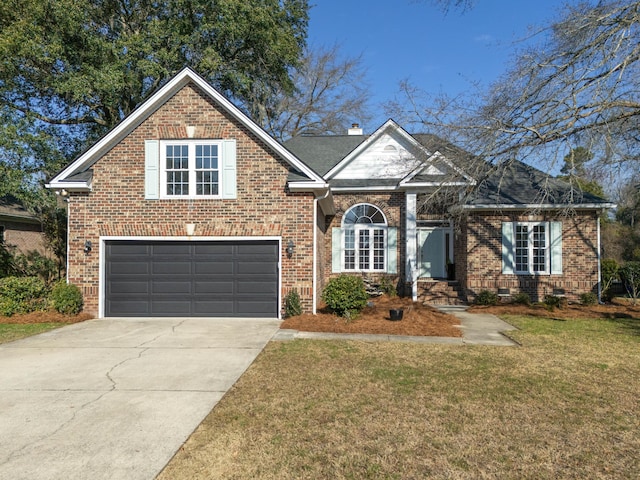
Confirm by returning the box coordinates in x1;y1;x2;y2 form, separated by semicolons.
105;240;279;317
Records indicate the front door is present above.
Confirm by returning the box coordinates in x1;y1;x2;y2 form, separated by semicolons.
418;228;452;278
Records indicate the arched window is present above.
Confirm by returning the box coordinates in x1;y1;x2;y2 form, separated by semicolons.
341;204;387;271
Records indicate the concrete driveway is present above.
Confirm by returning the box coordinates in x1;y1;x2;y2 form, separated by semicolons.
0;317;281;480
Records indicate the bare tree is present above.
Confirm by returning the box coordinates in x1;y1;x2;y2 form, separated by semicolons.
390;1;640;181
259;44;372;141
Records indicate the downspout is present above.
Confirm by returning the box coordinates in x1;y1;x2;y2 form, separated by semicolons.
597;214;602;303
312;197;318;314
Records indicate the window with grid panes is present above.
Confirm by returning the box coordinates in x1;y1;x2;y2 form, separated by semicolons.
161;141;220;198
342;204;387;272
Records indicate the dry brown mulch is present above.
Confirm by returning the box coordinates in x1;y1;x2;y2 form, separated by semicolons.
468;298;640;320
0;311;93;324
281;295;462;337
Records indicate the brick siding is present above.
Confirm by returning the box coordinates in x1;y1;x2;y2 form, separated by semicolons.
460;211;600;302
321;193;405;291
67;82;315;316
0;219;48;257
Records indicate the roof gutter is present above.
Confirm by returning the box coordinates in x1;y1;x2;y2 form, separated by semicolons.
459;202;616;211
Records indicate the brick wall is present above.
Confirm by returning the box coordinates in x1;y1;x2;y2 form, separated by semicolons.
0;219;48;256
461;211;600;302
67;82;315;316
321;193;405;291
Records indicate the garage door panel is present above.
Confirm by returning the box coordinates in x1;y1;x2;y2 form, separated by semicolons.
237;262;275;275
110;262;150;275
110;281;149;295
194;261;234;275
105;240;279;317
152;244;192;255
107;300;152;316
150;300;193;315
194;244;234;255
151;280;192;294
236;300;278;316
109;244;150;256
194;281;234;294
193;301;235;315
237;281;278;295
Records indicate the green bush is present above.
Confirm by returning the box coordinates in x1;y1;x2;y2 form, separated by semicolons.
321;275;368;319
543;295;564;310
475;290;498;306
283;288;302;318
14;251;59;284
0;276;48;316
378;276;397;297
49;281;83;315
512;292;531;305
579;292;598;306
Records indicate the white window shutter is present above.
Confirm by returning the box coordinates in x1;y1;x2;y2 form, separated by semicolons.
221;140;237;199
550;221;563;274
387;227;397;274
332;228;342;273
502;222;515;274
144;140;159;199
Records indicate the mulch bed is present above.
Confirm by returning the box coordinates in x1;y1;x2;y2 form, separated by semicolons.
0;311;93;324
281;295;463;337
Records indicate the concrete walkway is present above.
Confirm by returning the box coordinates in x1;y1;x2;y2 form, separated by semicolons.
274;305;518;346
0;317;281;480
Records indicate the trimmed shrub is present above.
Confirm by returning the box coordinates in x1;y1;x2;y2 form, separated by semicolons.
543;295;564;310
283;288;302;318
512;292;531;306
475;290;498;306
0;276;48;316
579;292;598;306
49;281;83;315
322;275;368;319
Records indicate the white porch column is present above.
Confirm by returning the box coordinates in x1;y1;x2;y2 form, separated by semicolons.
406;193;418;301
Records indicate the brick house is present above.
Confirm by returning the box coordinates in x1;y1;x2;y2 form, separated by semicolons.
0;195;48;257
47;68;613;318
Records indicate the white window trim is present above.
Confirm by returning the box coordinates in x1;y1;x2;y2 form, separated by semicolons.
159;140;222;199
341;203;388;273
514;221;550;275
342;225;388;272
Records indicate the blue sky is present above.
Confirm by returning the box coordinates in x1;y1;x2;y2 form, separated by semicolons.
308;0;571;130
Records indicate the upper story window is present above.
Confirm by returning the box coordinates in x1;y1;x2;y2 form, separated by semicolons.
161;141;221;198
342;204;388;271
0;225;4;244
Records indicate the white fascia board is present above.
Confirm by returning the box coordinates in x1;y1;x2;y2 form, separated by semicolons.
330;185;399;192
460;203;617;211
50;67;324;185
403;181;471;189
324;119;412;179
45;180;91;192
287;182;330;192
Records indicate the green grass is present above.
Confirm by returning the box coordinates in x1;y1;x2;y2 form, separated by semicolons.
0;323;64;344
159;314;640;480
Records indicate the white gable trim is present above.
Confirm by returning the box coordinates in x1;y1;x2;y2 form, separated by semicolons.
399;151;477;187
325;119;424;179
47;67;326;190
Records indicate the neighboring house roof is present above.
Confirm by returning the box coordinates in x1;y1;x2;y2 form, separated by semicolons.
0;195;39;224
47;67;328;194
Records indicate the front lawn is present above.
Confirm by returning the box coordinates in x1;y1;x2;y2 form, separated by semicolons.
159;313;640;479
0;323;66;344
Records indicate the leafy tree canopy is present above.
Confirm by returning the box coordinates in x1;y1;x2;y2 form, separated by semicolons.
0;0;309;179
